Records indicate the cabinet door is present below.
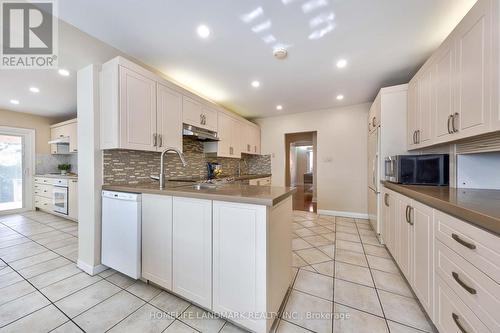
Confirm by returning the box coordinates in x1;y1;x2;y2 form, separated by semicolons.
217;112;232;157
157;83;182;152
142;194;173;290
68;122;78;153
183;96;204;128
434;41;455;142
119;66;157;151
411;201;434;318
397;195;413;281
213;201;267;332
253;125;261;155
418;69;433;145
407;79;419;150
455;0;492;137
68;179;78;220
202;106;218;132
172;197;212;308
382;189;396;257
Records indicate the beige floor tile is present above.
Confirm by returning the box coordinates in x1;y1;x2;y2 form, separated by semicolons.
0;280;36;306
300;220;318;228
74;290;145;332
108;303;173;333
0;236;31;249
0;242;47;262
358;228;377;237
364;244;391;258
317;244;335;258
366;255;400;275
379;290;433;332
28;263;82;288
126;280;162;301
179;305;226;333
283;290;332;333
336;232;361;243
308;226;332;234
302;235;332;247
29;230;68;241
0;291;50;327
8;251;59;270
301;265;317;273
276;320;312;332
106;272;136;288
333;303;388;333
1;304;68;333
220;322;249;332
361;235;383;246
98;268;116;278
357;223;373;230
293;269;334;301
321;232;336;242
372;270;413;298
292;223;303;230
43;237;78;251
292;252;308;267
292;238;313;251
295;248;331;265
356;218;370;224
336;217;356;224
41;272;102;302
336;225;358;234
311;261;335;277
335;249;368;267
149;291;190;318
387;320;427;333
0;270;24;289
163;320;198;332
336;240;364;254
335;262;374;287
18;256;71;279
55;279;121;318
294;228;316;237
50;321;84;333
334;279;383;316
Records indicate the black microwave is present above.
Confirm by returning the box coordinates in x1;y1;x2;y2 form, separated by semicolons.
384;154;449;186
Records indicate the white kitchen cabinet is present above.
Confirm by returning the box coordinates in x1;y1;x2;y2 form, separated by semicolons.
50;119;77;154
433;38;455;142
368;93;381;133
172;197;212;308
411;200;434;318
68;179;78;220
212;201;267;332
397;194;413;281
407;80;419;149
157;83;183;151
209;112;242;158
183;96;218;132
119;66;157;151
142;194;173;290
417;69;433;145
381;188;397;260
242;124;261;155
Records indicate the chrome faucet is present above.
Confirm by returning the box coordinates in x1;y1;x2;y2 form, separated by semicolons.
151;147;187;189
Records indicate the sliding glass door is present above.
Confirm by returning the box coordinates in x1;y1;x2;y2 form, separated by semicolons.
0;134;23;211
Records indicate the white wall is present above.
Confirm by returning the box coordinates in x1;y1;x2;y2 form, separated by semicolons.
256;103;370;215
457;152;500;189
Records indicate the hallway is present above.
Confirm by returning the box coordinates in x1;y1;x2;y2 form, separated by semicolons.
293;184;317;213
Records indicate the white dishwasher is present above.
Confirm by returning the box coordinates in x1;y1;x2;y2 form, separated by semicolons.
102;191;141;279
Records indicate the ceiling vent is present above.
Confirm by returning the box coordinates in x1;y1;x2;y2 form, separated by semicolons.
273;47;288;60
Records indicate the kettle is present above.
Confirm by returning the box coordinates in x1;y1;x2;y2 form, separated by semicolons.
207;162;222;179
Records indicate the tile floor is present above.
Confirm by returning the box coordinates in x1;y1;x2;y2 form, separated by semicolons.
0;210;435;333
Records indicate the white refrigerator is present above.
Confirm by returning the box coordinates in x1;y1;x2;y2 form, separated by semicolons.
368;127;380;237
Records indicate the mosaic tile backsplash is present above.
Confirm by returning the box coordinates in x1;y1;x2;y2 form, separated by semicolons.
103;137;271;185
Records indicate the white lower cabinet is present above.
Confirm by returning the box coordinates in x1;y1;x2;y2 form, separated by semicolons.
397;194;413;281
142;194;173;289
172;197;213;309
212;201;267;332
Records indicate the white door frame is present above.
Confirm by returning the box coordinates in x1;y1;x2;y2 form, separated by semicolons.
0;126;35;215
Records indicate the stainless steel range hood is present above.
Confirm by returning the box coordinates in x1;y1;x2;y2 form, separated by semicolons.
48;136;70;145
183;124;219;141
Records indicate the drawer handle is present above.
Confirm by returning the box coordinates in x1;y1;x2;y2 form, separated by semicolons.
452;233;476;250
452;272;477;295
452;313;468;333
384;193;389;207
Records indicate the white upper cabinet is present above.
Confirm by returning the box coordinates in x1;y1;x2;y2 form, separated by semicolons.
119;66;157;151
368;93;381;133
50;119;78;154
407;0;495;150
201;105;218;132
241;123;261;155
157;83;182;151
183;96;218;132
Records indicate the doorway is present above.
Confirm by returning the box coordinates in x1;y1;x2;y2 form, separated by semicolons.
0;127;34;214
285;132;317;213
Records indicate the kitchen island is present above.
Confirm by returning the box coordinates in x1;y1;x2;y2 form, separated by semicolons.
102;182;295;333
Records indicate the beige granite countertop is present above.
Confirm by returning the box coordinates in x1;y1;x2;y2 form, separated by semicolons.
382;181;500;236
102;182;294;207
35;173;78;179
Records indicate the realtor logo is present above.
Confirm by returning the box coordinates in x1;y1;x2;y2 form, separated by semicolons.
1;0;58;68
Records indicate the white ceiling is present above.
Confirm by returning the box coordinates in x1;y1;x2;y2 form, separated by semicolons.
2;0;476;119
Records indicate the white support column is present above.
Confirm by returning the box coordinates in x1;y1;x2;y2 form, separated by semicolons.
77;64;107;275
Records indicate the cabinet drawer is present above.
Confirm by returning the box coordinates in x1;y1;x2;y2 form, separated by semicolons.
436;241;500;331
435;276;490;333
34;196;53;211
33;184;53;199
34;177;52;185
435;210;500;282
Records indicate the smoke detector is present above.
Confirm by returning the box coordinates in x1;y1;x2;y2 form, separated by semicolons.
273;47;288;60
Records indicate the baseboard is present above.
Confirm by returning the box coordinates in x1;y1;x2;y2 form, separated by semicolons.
317;209;369;219
77;259;108;276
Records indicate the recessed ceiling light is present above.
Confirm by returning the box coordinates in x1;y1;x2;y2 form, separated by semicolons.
29;87;40;93
336;59;347;68
58;69;70;76
336;94;344;100
276;105;283;110
197;25;210;38
251;80;260;88
10;99;19;105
